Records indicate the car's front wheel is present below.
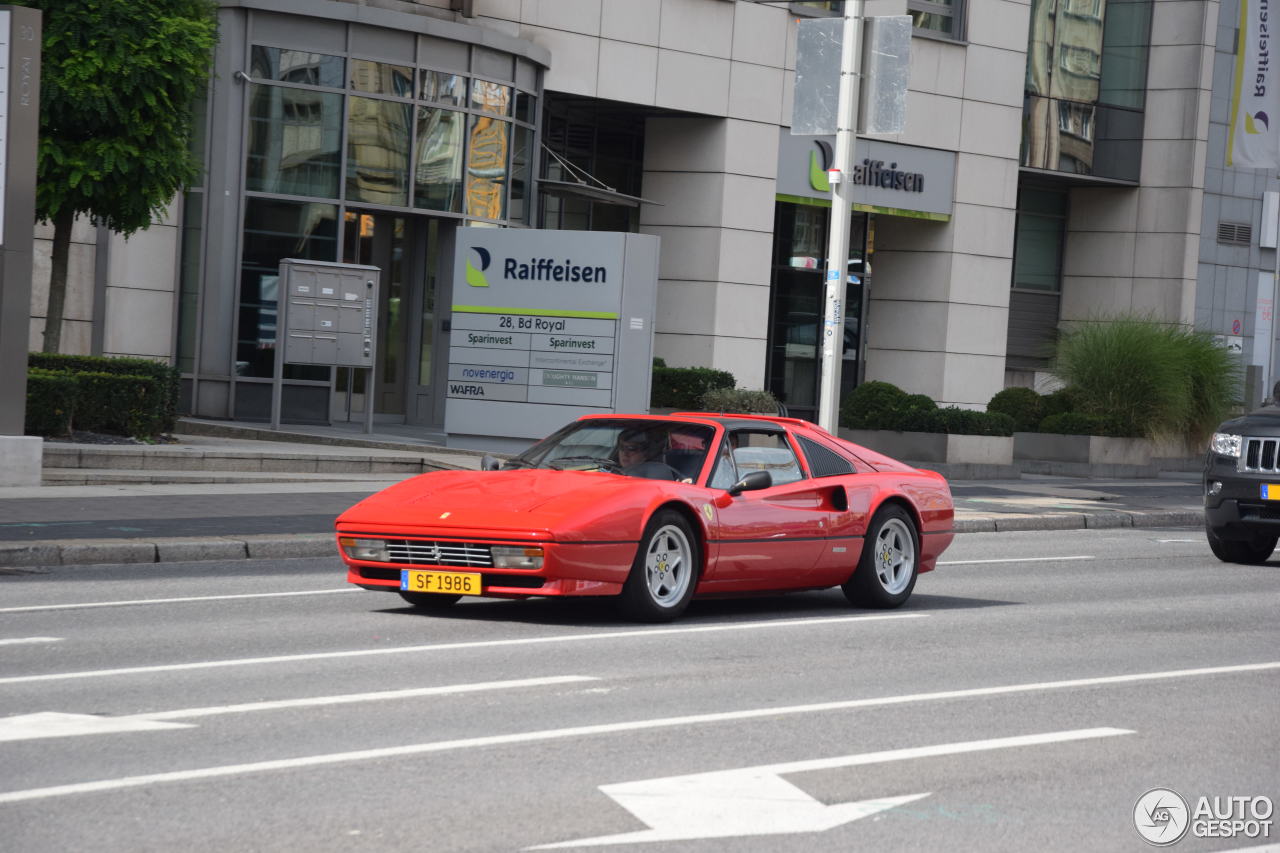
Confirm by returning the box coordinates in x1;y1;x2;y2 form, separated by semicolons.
397;590;462;609
1206;524;1277;564
619;510;699;622
843;504;919;608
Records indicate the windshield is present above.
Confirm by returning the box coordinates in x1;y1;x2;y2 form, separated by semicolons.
507;419;715;483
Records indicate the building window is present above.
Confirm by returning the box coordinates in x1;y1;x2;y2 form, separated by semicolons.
908;0;964;40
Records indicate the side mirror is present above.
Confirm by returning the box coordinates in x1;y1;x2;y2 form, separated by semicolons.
727;470;772;496
480;454;502;471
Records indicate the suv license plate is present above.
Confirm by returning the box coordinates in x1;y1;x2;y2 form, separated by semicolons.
400;569;481;595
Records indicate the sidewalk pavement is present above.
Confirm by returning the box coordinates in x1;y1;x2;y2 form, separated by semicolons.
0;420;1207;570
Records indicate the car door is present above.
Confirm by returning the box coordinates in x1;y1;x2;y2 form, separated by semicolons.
700;428;831;591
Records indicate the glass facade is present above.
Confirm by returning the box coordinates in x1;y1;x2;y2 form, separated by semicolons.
1021;0;1151;180
226;25;541;393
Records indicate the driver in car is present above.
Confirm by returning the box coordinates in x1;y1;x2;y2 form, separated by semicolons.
616;428;676;480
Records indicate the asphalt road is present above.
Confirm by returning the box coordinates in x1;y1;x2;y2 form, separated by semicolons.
0;527;1276;852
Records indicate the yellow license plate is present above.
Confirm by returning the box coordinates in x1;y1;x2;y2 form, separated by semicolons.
1263;485;1280;500
400;569;481;595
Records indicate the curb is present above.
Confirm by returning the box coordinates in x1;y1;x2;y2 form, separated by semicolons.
0;510;1202;569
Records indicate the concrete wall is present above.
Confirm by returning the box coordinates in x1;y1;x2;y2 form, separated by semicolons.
28;201;179;362
862;0;1028;409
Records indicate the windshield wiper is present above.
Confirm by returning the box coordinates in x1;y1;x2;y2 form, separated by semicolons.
546;456;622;472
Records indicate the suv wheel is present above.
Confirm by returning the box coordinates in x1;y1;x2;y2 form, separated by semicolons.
1206;524;1277;565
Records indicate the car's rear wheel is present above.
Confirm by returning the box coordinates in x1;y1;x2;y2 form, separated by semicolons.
619;510;699;622
1205;524;1277;564
397;590;462;608
843;504;918;608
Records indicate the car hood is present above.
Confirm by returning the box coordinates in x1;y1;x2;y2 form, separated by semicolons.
336;469;660;539
1216;408;1280;438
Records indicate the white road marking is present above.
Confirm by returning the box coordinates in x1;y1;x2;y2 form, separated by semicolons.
1156;539;1200;543
0;588;358;614
0;614;925;686
0;713;194;743
939;556;1094;566
531;727;1131;848
0;676;597;742
142;675;599;720
0;663;1270;805
0;637;62;646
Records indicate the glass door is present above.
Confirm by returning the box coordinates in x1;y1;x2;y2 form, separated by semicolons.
335;211;409;420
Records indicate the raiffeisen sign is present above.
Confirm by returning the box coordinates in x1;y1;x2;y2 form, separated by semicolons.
446;229;660;451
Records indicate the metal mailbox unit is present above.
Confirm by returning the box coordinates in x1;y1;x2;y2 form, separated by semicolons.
271;259;381;433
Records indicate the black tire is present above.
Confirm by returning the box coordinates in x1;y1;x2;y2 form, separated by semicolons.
1205;524;1276;565
397;590;462;608
843;504;919;608
619;510;700;623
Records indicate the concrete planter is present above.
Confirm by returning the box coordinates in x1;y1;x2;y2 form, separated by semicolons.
1013;432;1153;465
839;429;1013;465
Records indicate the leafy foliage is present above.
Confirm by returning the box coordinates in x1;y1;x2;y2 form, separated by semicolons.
29;352;180;431
699;387;781;415
840;381;1012;435
25;352;180;437
25;369;76;436
840;381;936;431
651;364;735;410
987;387;1044;433
18;0;219;234
1050;317;1242;444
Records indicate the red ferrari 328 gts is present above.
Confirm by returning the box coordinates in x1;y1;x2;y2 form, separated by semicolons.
336;413;955;622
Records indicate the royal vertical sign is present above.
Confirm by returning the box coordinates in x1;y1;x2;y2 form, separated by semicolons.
1229;0;1280;168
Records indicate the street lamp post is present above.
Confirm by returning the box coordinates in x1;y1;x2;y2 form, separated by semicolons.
816;2;863;435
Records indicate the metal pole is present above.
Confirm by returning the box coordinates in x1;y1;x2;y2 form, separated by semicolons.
817;2;862;434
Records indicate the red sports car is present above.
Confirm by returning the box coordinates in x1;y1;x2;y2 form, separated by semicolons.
335;413;954;622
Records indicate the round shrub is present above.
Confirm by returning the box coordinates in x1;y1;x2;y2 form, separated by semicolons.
987;387;1044;433
840;381;906;429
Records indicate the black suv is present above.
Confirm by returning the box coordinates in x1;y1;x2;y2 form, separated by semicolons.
1205;408;1280;563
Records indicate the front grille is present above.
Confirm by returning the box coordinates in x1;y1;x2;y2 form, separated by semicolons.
385;539;493;567
1242;438;1280;473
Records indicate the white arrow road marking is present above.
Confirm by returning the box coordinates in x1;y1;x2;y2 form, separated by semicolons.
0;712;194;743
0;637;62;646
0;676;598;742
529;728;1132;848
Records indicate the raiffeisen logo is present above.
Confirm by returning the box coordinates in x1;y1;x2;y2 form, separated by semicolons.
1247;110;1271;134
809;140;834;192
465;247;491;288
503;256;608;283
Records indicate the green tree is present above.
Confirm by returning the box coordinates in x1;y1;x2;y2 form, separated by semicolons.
15;0;218;352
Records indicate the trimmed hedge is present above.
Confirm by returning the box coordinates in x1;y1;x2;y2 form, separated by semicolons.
1038;411;1130;437
25;369;76;437
700;387;781;415
74;372;163;437
651;363;735;410
841;381;1013;435
28;352;180;432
